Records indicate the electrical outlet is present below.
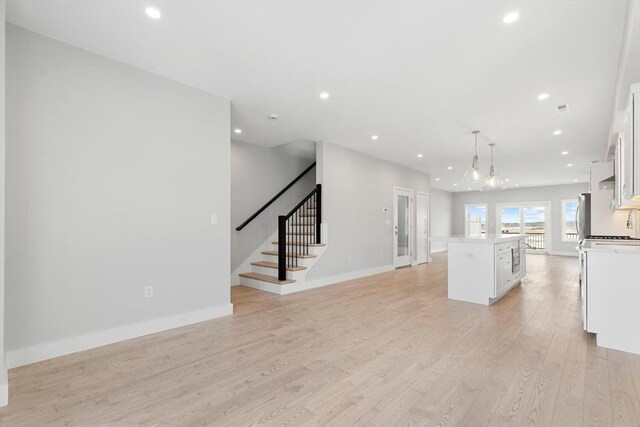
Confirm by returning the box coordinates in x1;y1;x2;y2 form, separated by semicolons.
465;253;474;259
210;214;218;225
144;285;153;298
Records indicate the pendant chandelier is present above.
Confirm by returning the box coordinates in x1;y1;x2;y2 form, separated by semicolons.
463;130;483;186
483;143;502;191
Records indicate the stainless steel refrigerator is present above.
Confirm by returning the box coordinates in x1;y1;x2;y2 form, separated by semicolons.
577;193;591;241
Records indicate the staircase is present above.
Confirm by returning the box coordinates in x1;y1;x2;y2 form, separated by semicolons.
238;184;326;294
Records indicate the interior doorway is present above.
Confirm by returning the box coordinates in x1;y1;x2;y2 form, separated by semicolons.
416;192;430;264
393;187;413;268
497;202;552;253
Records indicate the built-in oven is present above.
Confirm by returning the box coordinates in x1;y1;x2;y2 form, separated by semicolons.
511;247;521;274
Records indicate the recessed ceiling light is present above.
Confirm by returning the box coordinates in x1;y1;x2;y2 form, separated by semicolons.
453;183;458;186
417;153;423;158
319;92;329;99
515;184;520;187
537;93;550;101
505;178;510;182
503;12;519;24
567;163;574;167
447;166;453;170
573;179;579;182
145;7;162;19
553;130;563;135
371;135;379;140
467;187;472;191
234;128;242;134
435;178;440;181
561;151;569;155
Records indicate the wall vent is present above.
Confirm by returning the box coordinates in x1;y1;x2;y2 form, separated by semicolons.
556;104;569;113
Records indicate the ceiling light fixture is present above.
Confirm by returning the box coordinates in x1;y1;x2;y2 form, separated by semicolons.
561;151;569;155
574;179;579;182
503;12;519;24
515;184;520;187
483;143;502;191
567;163;574;167
553;130;563;135
234;128;242;134
145;7;162;19
537;93;550;101
435;178;441;181
417;153;423;158
453;184;458;186
371;135;379;140
319;92;329;99
463;130;483;186
505;178;510;182
447;166;453;170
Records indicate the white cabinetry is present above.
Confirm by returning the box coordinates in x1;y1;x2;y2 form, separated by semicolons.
618;83;640;206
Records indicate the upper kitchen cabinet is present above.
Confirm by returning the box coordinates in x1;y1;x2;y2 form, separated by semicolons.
614;83;640;210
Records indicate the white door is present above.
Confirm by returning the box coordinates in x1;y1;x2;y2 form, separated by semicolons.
416;192;430;264
394;188;413;268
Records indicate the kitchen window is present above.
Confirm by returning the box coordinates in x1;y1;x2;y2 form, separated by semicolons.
465;204;487;238
561;199;579;242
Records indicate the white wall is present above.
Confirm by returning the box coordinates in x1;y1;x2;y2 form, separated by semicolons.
430;188;452;253
451;183;588;255
5;26;232;365
0;0;7;408
231;141;315;276
308;142;430;281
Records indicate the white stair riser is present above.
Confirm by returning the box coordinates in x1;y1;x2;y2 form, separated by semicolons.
250;265;306;280
270;244;324;255
239;277;285;294
262;253;315;267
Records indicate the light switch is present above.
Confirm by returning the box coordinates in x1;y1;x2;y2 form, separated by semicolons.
211;214;218;225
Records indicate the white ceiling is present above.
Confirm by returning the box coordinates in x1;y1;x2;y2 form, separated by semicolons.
6;0;630;192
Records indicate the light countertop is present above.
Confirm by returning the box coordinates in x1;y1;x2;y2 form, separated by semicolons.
439;234;526;244
582;240;640;254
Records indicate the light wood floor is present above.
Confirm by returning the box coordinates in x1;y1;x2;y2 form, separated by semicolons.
1;253;639;426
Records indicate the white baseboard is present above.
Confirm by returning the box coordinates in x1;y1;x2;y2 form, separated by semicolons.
548;251;578;257
430;248;448;254
7;303;233;369
283;264;395;295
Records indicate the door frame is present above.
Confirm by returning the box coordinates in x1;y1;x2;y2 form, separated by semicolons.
393;186;414;268
495;201;552;253
415;191;430;265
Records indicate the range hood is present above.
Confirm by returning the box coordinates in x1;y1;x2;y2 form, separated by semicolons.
598;175;615;190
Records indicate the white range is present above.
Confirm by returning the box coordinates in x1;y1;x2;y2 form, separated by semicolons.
445;235;527;305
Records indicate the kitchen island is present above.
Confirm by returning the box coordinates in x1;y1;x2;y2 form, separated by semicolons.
446;235;526;305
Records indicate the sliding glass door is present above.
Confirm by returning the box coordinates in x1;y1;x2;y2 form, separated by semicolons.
497;203;551;252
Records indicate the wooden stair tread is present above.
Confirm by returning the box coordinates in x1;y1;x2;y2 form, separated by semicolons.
261;251;316;259
251;261;307;271
239;272;295;285
272;241;326;247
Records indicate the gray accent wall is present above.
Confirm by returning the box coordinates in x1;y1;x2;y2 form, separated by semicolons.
231;141;316;274
430;188;453;253
5;26;231;351
308;142;430;280
451;183;589;254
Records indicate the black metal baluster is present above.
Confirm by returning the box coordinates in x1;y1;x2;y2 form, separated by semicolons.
278;216;286;281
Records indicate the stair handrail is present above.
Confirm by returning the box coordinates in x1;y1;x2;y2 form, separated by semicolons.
278;184;321;280
235;162;316;231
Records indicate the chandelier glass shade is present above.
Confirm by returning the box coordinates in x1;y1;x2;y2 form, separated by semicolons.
483;143;502;191
463;130;484;186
